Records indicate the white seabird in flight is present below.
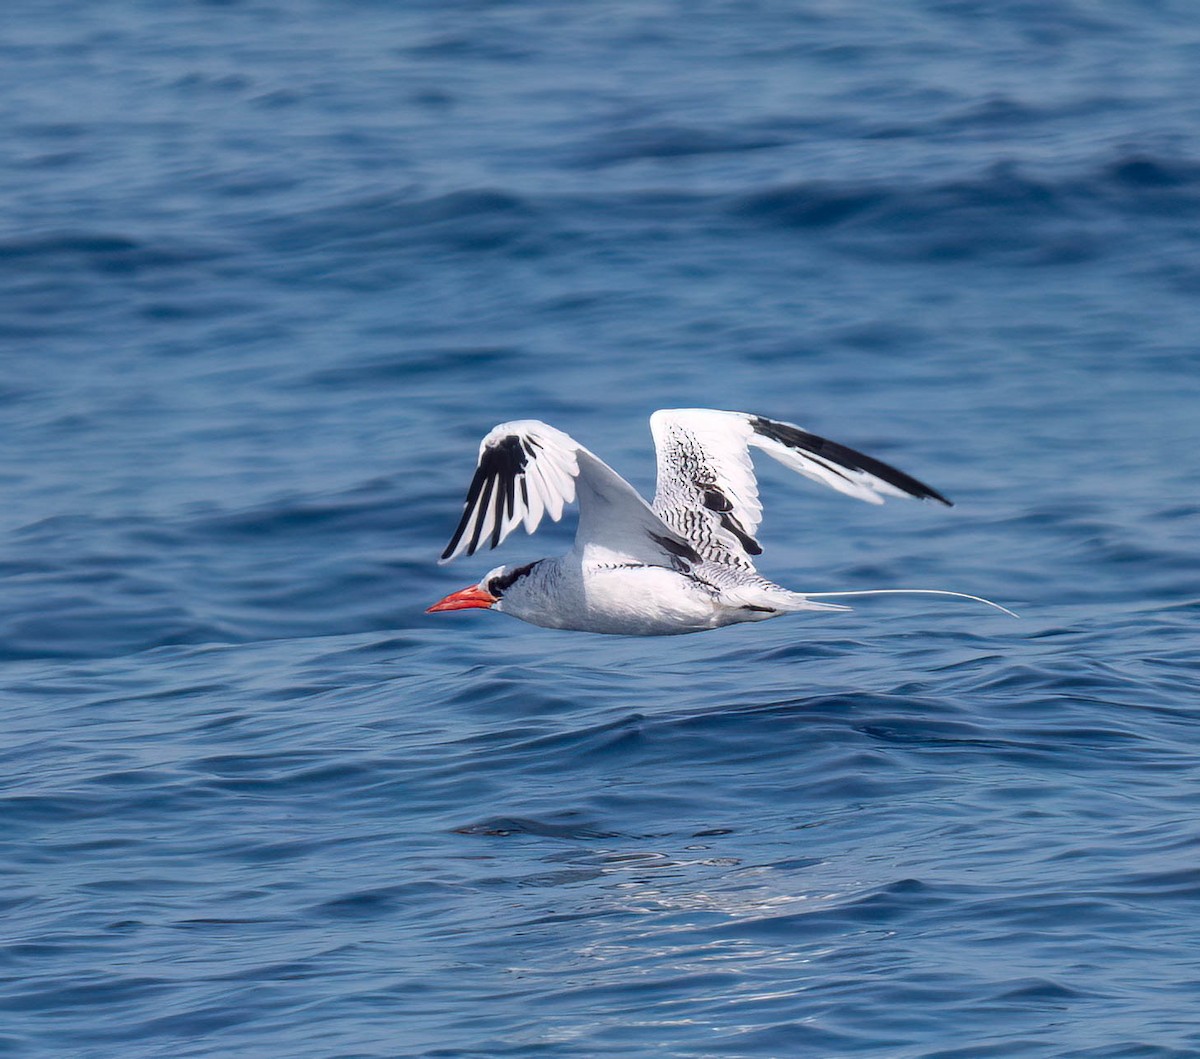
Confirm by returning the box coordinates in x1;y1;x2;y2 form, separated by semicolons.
428;409;1014;635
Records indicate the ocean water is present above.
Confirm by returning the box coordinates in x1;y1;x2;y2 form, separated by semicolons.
3;1;1200;1055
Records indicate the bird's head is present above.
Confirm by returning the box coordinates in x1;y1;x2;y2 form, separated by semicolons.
426;561;542;617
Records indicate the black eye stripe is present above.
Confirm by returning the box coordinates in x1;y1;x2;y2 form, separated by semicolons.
490;559;542;596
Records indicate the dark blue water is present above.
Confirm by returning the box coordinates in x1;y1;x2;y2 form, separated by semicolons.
3;2;1200;1055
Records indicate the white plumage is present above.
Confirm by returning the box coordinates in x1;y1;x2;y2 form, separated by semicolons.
427;409;1013;635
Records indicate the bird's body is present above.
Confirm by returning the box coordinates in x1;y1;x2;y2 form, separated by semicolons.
428;409;1012;635
478;555;820;636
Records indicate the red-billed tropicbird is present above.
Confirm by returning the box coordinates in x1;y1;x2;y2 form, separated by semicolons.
427;409;1014;635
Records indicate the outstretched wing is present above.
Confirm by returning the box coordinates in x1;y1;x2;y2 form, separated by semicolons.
650;409;951;571
439;420;702;567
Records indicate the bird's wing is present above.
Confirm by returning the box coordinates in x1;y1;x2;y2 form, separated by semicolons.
439;420;703;567
649;409;951;570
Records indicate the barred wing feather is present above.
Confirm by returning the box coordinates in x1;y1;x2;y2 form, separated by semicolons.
649;409;950;571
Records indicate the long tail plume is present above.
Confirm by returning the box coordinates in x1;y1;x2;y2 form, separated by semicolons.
801;589;1019;619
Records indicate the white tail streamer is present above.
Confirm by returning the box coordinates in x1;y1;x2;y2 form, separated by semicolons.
801;589;1019;619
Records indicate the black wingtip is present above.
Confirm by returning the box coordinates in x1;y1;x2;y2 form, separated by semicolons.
750;415;952;506
441;433;531;560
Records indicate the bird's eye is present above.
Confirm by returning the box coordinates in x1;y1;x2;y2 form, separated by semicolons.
485;578;500;597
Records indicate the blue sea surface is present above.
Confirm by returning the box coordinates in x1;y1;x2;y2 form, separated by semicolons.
3;2;1200;1055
